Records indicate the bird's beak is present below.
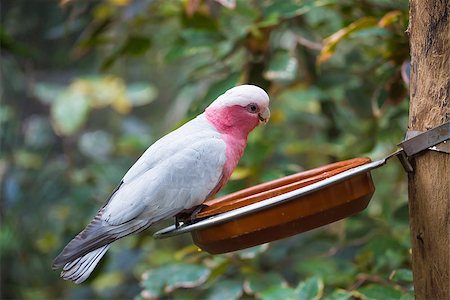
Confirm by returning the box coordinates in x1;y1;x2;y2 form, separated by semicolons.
258;107;270;124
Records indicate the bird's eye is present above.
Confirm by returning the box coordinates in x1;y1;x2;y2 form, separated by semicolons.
246;103;259;113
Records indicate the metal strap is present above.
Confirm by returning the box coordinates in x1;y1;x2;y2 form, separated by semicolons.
392;121;450;172
399;121;450;156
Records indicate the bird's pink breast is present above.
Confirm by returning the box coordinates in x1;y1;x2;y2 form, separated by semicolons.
205;105;259;196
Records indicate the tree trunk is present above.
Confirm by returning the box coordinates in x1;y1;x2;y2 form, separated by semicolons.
407;1;450;299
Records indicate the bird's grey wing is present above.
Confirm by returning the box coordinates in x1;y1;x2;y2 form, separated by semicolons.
103;135;227;225
121;114;211;184
53;135;226;268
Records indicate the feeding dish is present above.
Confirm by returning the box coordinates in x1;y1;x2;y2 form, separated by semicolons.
155;157;378;254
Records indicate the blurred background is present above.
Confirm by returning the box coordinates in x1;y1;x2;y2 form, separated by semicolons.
1;0;412;299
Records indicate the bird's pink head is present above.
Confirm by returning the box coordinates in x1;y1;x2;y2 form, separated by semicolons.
205;85;270;138
204;85;270;194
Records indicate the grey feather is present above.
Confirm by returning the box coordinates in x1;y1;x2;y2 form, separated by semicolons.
61;245;110;284
52;212;150;269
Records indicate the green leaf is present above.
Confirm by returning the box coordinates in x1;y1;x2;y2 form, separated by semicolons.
260;285;297;300
296;276;324;300
0;105;13;123
356;235;406;271
181;29;224;46
389;269;413;283
236;243;269;259
34;83;65;104
357;284;402;300
244;272;286;296
24;116;54;149
207;279;242;300
230;166;252;180
322;289;352;300
0;27;30;57
263;0;333;19
264;49;298;82
165;43;201;62
296;257;357;286
351;27;390;39
163;264;211;292
0;223;20;255
91;272;124;292
219;1;258;39
278;85;326;113
214;0;236;9
126;83;158;106
318;17;377;64
120;35;151;56
14;149;43;169
181;11;219;31
141;263;210;298
102;35;151;70
117;135;151;153
200;72;241;106
72;76;117;108
35;232;58;253
101;53;119;71
78;130;113;161
51;89;89;136
378;11;403;28
399;291;414;300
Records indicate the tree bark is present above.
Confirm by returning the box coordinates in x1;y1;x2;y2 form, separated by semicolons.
407;1;450;299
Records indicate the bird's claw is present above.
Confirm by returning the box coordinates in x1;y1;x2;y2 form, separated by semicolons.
175;204;208;228
175;214;187;229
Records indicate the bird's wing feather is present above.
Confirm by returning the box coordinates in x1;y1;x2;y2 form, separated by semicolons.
103;134;227;225
53;115;227;267
52;211;149;269
122;114;214;183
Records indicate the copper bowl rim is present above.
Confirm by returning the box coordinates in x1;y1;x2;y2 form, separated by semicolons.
154;157;387;239
197;157;370;218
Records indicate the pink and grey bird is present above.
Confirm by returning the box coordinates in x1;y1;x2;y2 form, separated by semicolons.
52;85;270;283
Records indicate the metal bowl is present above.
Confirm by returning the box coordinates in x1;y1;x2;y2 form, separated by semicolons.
155;157;378;254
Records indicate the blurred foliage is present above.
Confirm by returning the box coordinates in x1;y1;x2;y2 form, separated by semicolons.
1;0;412;299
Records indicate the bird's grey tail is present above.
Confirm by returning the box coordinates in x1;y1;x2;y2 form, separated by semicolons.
60;244;110;284
52;211;151;283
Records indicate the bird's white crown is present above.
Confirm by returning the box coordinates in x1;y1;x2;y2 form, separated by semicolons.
208;85;269;109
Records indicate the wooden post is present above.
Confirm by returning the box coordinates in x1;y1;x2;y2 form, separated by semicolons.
407;1;450;299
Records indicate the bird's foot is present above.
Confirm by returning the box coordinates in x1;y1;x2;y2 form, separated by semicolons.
175;215;184;229
175;204;208;228
189;204;208;222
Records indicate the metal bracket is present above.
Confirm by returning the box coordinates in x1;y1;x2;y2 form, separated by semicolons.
396;150;414;173
393;121;450;173
399;121;450;156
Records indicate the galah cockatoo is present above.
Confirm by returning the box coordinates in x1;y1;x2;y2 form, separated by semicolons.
52;84;270;283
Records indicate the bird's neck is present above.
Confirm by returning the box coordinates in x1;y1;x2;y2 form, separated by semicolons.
205;105;258;185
